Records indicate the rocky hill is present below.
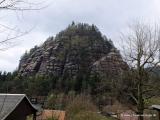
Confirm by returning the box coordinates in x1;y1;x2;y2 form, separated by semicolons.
18;23;128;79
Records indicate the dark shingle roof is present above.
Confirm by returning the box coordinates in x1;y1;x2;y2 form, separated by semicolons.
0;94;36;120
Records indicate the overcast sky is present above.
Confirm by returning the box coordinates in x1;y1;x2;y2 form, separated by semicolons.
0;0;160;72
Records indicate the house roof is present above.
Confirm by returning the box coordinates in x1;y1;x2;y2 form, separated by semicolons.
151;105;160;111
37;110;65;120
0;94;37;120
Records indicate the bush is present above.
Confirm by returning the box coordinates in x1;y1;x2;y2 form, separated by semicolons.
45;93;66;110
66;95;116;120
65;94;117;120
66;94;99;120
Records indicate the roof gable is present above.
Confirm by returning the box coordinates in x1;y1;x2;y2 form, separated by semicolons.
0;94;37;120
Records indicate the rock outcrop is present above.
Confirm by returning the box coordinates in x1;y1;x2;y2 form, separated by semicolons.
18;23;128;78
92;48;128;76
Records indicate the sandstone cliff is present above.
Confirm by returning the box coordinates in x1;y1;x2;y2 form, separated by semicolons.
18;23;128;78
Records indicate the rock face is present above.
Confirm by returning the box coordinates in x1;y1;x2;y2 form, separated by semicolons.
92;48;128;77
18;23;128;78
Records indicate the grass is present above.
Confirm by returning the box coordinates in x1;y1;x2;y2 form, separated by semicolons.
73;111;116;120
144;97;160;106
46;117;59;120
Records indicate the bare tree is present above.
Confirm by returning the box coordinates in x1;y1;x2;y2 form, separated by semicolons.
0;0;47;10
0;0;48;50
121;21;160;120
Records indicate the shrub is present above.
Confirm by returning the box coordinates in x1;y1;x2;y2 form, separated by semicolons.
66;94;97;120
65;94;117;120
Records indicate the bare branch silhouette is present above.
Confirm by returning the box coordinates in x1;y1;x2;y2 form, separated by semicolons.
0;0;49;50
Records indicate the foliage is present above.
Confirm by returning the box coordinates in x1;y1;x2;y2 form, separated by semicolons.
65;94;116;120
144;97;160;106
45;91;88;110
65;94;97;120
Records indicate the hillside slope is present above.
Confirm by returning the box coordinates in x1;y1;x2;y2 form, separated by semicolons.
18;23;127;78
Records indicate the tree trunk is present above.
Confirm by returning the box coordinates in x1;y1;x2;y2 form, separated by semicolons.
137;79;144;120
137;59;144;120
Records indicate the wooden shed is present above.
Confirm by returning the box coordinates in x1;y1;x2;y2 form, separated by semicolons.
0;94;38;120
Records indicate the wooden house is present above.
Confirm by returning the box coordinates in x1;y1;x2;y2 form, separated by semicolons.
0;94;38;120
